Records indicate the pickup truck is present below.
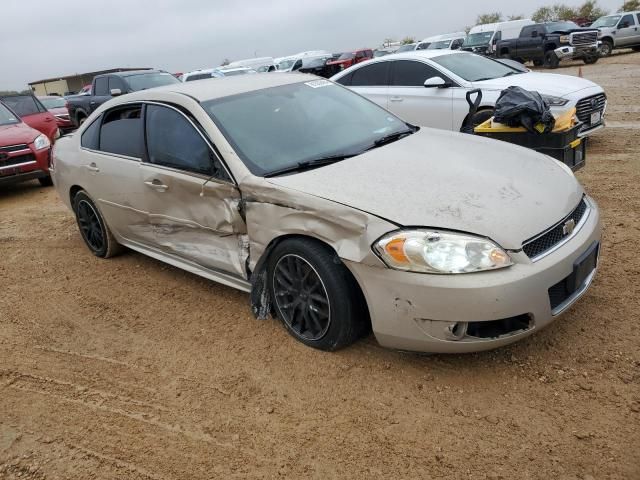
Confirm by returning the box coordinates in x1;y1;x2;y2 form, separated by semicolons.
66;70;180;127
496;21;600;68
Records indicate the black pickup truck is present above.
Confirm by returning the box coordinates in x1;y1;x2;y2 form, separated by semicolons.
67;70;180;127
496;21;600;68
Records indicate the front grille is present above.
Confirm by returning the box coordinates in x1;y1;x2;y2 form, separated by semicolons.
0;153;35;168
576;93;607;124
0;143;29;153
571;31;598;47
522;199;588;259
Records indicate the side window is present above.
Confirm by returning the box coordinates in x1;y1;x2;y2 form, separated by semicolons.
494;31;502;42
335;71;354;86
145;104;229;180
94;77;108;96
108;76;126;93
619;14;634;27
391;60;443;87
522;26;534;37
350;62;390;87
451;39;464;49
636;14;640;25
80;116;101;149
292;59;303;71
99;105;143;158
356;51;366;59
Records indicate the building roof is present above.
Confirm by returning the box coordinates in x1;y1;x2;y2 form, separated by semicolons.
28;68;152;85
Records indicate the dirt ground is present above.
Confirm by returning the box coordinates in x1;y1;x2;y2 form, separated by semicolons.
1;52;639;480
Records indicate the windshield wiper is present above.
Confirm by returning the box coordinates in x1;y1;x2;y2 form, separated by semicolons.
264;153;355;178
368;127;418;150
502;71;521;77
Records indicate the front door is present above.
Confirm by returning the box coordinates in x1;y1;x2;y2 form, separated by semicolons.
387;59;453;129
142;103;247;278
345;61;390;110
616;14;639;47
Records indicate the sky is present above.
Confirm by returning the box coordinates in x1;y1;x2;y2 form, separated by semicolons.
0;0;623;90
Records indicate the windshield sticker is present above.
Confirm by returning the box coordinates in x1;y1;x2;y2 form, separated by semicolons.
305;79;332;88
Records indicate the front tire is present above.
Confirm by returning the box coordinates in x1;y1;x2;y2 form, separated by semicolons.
600;40;613;57
267;238;367;351
38;175;53;187
583;55;599;65
544;50;560;69
72;190;122;258
533;59;544;67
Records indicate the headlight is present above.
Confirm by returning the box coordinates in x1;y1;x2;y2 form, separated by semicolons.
542;95;569;106
373;230;513;274
33;134;50;151
559;35;571;44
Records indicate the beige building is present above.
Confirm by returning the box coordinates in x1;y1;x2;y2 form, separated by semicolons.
29;68;151;96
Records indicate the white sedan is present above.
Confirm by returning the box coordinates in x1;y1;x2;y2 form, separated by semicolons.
331;50;606;136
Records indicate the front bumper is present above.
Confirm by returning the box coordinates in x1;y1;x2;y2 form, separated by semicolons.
554;45;598;60
345;197;602;353
0;145;50;186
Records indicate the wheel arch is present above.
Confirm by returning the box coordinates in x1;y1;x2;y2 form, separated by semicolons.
460;105;495;132
544;43;558;52
69;184;84;207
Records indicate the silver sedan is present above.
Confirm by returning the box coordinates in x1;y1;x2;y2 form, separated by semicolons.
50;73;601;353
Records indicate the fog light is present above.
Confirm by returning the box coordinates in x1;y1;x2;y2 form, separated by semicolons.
446;322;468;341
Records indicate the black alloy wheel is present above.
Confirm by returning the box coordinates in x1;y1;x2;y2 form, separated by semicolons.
76;199;105;253
273;254;331;341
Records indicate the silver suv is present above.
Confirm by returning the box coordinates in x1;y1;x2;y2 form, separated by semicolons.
592;11;640;56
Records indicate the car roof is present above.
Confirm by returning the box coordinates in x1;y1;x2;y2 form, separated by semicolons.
139;72;311;102
99;69;163;78
377;49;467;61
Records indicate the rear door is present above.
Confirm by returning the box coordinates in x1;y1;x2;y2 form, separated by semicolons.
78;104;152;245
141;103;247;278
90;77;112;113
387;59;454;129
335;61;390;110
616;14;638;46
517;25;542;58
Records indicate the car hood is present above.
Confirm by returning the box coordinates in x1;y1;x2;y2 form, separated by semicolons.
0;122;39;145
265;128;583;250
473;72;601;97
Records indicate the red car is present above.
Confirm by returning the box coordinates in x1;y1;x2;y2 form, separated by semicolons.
326;48;374;74
39;96;74;134
0;101;52;186
0;94;59;143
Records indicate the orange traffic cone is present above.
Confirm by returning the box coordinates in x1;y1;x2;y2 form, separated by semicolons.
578;66;583;78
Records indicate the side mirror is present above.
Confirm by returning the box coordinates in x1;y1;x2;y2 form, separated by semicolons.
110;88;122;96
424;76;450;88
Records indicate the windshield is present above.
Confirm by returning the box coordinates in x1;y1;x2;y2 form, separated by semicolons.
125;72;180;91
338;52;356;60
40;97;66;109
0;103;20;126
431;53;520;81
396;44;416;52
278;60;295;70
464;32;493;47
591;15;621;28
427;40;452;50
546;21;579;32
203;81;411;176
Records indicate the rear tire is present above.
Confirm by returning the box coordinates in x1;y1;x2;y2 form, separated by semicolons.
469;109;494;129
38;175;53;187
72;190;122;258
267;238;368;351
544;50;560;69
600;40;613;57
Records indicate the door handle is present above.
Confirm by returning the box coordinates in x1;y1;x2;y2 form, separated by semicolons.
390;96;404;102
144;179;169;192
85;162;99;172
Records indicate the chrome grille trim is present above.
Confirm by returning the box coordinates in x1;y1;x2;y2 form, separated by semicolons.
0;143;29;153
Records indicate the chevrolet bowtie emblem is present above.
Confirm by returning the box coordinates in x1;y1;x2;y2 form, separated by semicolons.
563;219;576;236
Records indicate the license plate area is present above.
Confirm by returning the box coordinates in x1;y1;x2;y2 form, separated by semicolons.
548;241;599;313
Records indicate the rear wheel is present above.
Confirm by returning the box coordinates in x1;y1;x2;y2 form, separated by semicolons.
72;191;122;258
470;109;494;129
600;39;613;57
544;50;560;69
77;114;87;127
267;238;368;351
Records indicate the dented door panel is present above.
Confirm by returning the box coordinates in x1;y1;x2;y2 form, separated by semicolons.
141;164;248;278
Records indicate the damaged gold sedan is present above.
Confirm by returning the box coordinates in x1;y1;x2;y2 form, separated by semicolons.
50;74;601;353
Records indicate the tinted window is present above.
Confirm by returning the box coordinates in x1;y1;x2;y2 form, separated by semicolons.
94;77;109;96
335;72;354;86
108;76;127;92
636;14;640;25
186;73;213;82
40;97;66;109
521;26;534;37
391;60;442;86
99;106;143;158
431;53;520;81
81;116;101;149
1;96;41;116
619;14;634;27
350;62;390;86
146;105;225;178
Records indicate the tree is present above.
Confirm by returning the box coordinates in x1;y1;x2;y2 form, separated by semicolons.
532;1;607;22
620;0;640;11
576;0;607;19
476;13;502;25
401;36;416;45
